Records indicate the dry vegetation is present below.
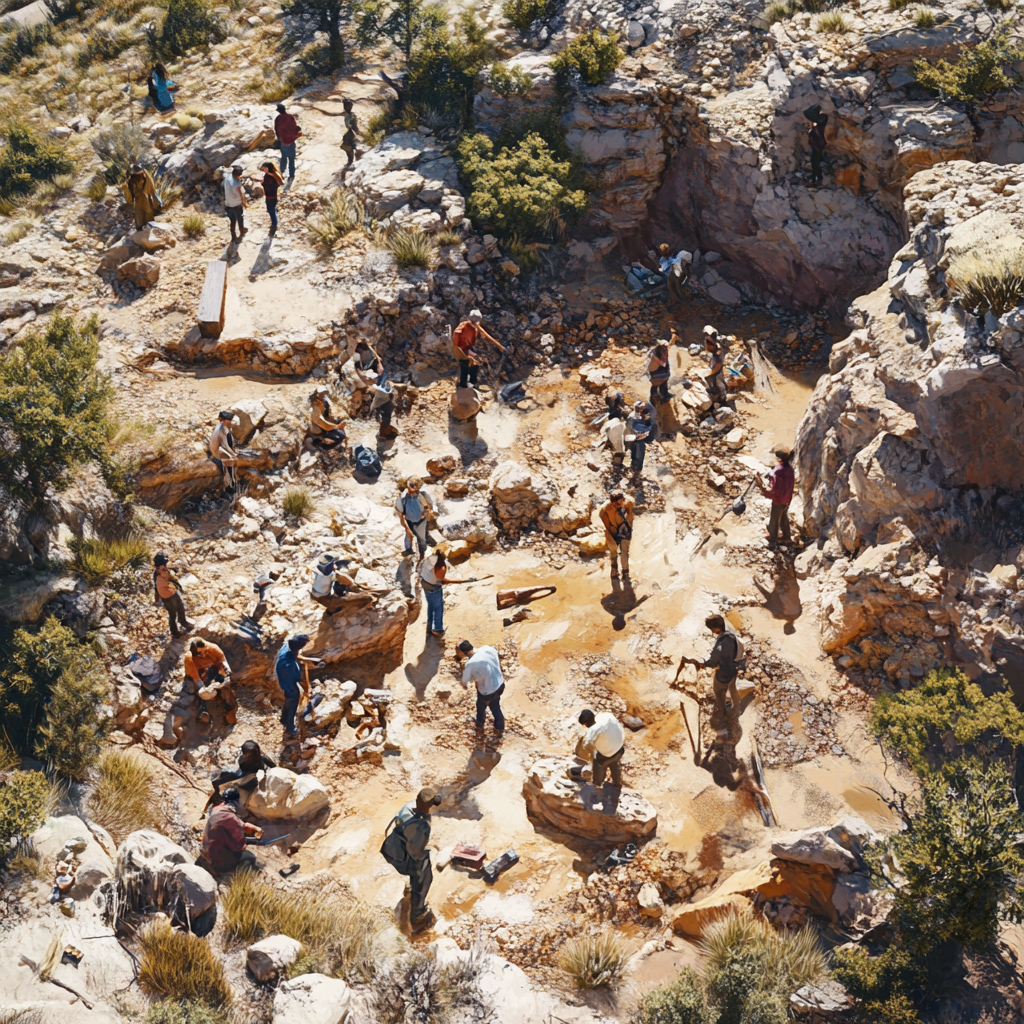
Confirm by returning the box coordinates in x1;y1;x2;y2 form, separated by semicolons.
559;932;627;990
87;749;162;842
139;919;232;1006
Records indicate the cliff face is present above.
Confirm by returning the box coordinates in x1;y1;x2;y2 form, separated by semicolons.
793;160;1024;687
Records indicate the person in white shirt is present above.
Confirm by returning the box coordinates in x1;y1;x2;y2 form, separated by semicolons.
209;410;239;494
575;708;625;787
456;640;505;732
395;476;435;557
223;164;247;245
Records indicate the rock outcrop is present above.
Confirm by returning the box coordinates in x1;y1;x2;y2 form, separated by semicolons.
248;934;303;982
271;973;354;1024
522;757;658;843
114;829;217;922
158;108;277;184
489;461;559;534
247;767;331;820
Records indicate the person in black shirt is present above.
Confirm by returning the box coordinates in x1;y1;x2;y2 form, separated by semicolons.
260;161;283;234
808;114;827;186
678;615;740;717
203;740;277;814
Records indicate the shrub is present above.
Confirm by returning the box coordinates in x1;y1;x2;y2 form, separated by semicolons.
154;175;182;212
222;870;385;980
83;176;108;202
308;190;366;251
551;28;623;88
371;945;490;1023
70;534;150;585
52;173;74;191
738;990;788;1024
889;0;911;9
3;218;37;244
8;841;44;876
632;968;716;1024
706;945;768;1024
76;23;136;67
489;60;534;98
946;251;1024;318
456;131;587;241
816;11;848;31
384;227;436;268
160;0;222;55
435;228;464;246
0;23;55;74
832;947;925;1023
259;78;293;103
915;22;1024;104
139;920;231;1006
87;750;161;842
559;933;626;990
363;110;392;147
182;212;206;237
502;0;553;30
354;0;446;64
144;1001;228;1024
34;654;108;780
765;2;789;22
913;8;935;27
0;120;76;203
0;770;51;854
92;122;153;182
284;0;346;58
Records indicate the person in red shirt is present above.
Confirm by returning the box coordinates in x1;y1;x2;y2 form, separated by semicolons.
201;789;260;873
274;103;301;180
452;309;505;389
756;448;796;549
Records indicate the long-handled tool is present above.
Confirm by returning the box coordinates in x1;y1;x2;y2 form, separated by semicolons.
695;478;759;553
247;833;293;847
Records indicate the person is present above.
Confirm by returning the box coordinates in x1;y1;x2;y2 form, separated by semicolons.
420;549;467;637
275;103;301;179
703;326;727;409
309;554;371;614
341;98;358;169
185;638;236;725
601;391;629;464
575;709;625;787
371;376;398;439
275;634;323;736
756;448;796;549
626;400;653;482
658;243;691;306
224;165;247;245
201;788;261;874
647;342;671;404
308;387;346;448
260;160;283;234
205;740;276;813
353;340;383;378
381;787;442;932
452;309;505;389
123;164;161;229
148;62;176;112
599;489;635;580
395;476;435;557
209;410;239;494
153;552;193;638
679;615;741;718
456;640;505;733
808;113;828;186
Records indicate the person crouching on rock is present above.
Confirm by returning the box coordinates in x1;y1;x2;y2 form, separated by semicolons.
201;788;261;874
209;410;239;495
204;739;276;815
310;553;372;615
308;386;347;449
574;709;625;788
185;638;236;725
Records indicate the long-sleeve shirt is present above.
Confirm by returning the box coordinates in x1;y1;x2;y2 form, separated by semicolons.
275;644;303;698
582;712;625;758
184;642;227;683
462;646;503;696
202;804;246;872
809;124;827;152
765;463;795;507
275;112;301;146
705;632;739;682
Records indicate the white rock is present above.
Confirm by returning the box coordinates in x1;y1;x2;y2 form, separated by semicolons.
247;767;330;819
638;881;664;918
131;223;177;251
725;427;745;450
248;934;302;981
31;815;113;874
172;862;218;917
272;973;352;1024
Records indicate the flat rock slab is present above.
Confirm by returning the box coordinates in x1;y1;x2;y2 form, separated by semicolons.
522;756;657;843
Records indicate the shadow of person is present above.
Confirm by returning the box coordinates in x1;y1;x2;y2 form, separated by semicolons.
404;642;444;701
753;563;803;628
600;579;649;630
248;236;275;279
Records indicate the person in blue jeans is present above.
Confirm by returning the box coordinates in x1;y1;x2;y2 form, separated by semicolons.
456;640;506;733
419;550;468;638
275;634;322;736
274;103;301;179
260;161;283;234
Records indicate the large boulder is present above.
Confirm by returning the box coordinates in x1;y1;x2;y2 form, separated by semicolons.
0;572;79;625
131;223;176;251
248;934;302;982
671;892;752;937
538;489;596;535
771;815;878;872
247;767;330;820
450;386;482;420
158;109;276;184
115;829;216;919
489;461;558;534
31;815;113;874
117;255;161;289
522;757;657;843
272;973;353;1024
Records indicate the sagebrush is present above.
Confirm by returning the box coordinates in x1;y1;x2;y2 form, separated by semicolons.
551;28;623;87
0;770;52;856
915;22;1024;104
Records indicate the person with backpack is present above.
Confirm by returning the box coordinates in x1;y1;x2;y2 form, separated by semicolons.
380;787;442;932
153;551;193;638
599;490;634;580
452;309;505;389
678;615;743;717
395;476;435;557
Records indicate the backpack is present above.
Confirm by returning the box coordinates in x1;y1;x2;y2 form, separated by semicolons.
726;630;746;665
353;444;382;478
380;805;421;875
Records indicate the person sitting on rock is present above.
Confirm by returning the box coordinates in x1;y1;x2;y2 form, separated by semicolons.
148;62;177;112
203;740;277;814
574;709;625;788
308;386;346;449
201;788;261;874
185;638;236;726
310;553;373;614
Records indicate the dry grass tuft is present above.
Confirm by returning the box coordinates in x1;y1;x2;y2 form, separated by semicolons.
87;750;161;843
559;932;627;990
139;920;232;1006
308;189;366;252
183;212;207;237
3;217;38;244
282;486;313;519
947;251;1024;318
382;227;436;269
221;870;385;981
816;10;849;31
913;8;935;27
83;176;108;202
70;534;151;584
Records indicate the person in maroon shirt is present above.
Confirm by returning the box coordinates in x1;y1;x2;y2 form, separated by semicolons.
757;448;796;549
274;103;301;179
201;789;260;873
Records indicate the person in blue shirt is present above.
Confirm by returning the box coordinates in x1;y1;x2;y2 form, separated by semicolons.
148;63;176;113
275;634;323;736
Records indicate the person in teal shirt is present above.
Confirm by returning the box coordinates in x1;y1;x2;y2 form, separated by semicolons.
148;63;176;112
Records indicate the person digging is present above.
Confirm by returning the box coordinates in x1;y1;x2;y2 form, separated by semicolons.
456;640;506;734
676;615;741;721
380;787;442;933
184;638;236;725
573;709;626;788
275;634;324;737
309;553;374;615
200;788;262;874
452;309;505;390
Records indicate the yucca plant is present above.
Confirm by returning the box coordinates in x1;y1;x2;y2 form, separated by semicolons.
308;189;366;251
817;10;849;31
385;227;436;269
69;534;150;584
87;750;161;842
559;933;626;990
947;251;1024;317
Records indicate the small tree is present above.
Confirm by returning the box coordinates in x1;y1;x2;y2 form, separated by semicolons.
0;119;75;202
551;28;623;88
915;21;1024;105
0;770;51;854
355;0;446;65
0;312;114;513
160;0;223;55
284;0;348;59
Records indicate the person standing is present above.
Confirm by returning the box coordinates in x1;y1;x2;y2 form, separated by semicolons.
341;98;358;169
599;489;635;580
647;342;671;404
678;615;741;718
658;243;691;307
380;787;442;932
419;550;467;638
395;476;435;557
275;103;301;179
260;161;283;234
153;552;193;638
456;640;505;733
703;326;727;409
371;377;398;440
209;410;239;494
148;62;176;112
275;634;323;737
575;709;626;787
185;638;236;725
201;788;261;874
756;448;796;549
452;309;505;389
808;113;828;186
123;164;161;229
223;165;247;245
626;400;653;483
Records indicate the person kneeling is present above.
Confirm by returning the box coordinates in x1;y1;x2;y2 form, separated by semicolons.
200;788;261;874
309;387;347;449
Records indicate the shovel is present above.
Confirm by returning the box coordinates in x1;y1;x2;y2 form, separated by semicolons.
496;585;557;610
695;478;758;553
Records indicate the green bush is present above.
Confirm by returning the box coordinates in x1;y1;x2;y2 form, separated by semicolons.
738;990;787;1024
489;60;534;98
283;0;346;58
69;534;151;585
707;946;767;1024
355;0;446;64
34;651;108;781
632;969;716;1024
0;23;56;74
160;0;223;55
0;312;114;511
0;120;75;203
502;0;554;30
456;131;586;242
832;947;925;1023
77;23;137;66
915;21;1024;104
308;189;366;251
0;770;51;854
551;28;623;88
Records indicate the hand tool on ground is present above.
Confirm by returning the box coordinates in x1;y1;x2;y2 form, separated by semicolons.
247;833;293;847
695;478;759;553
496;585;557;609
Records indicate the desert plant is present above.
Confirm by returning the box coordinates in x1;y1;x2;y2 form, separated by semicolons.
915;21;1024;105
832;947;926;1024
456;131;587;241
363;109;392;147
947;250;1024;318
434;228;463;246
283;487;313;518
371;945;491;1023
489;60;534;97
259;78;293;103
816;10;848;31
83;176;108;201
8;840;44;876
284;0;346;57
0;770;51;854
765;2;789;22
173;112;203;133
34;652;108;780
222;871;385;980
0;23;55;74
92;122;153;182
87;750;161;842
69;533;150;585
551;27;623;88
384;227;436;268
913;8;935;27
77;23;136;66
355;0;445;64
183;212;207;237
144;1000;228;1024
3;218;37;244
0;120;76;203
308;189;366;250
632;968;716;1024
52;173;75;191
889;0;911;9
502;0;553;30
139;920;231;1006
559;932;626;990
160;0;224;53
154;174;182;211
737;990;788;1024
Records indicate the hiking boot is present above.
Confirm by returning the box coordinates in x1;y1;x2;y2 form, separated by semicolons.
225;709;238;725
410;910;435;933
240;227;248;237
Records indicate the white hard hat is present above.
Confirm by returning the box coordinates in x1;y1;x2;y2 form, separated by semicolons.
469;309;482;321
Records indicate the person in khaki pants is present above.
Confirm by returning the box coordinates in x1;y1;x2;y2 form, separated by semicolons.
599;490;635;580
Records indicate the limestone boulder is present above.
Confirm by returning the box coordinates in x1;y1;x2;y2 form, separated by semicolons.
437;504;499;547
31;815;113;874
71;859;112;898
173;862;219;918
0;572;78;625
247;767;330;820
272;973;353;1024
638;881;664;919
158;110;276;183
314;678;358;727
578;533;606;556
115;829;203;917
450;386;482;419
230;398;269;443
131;223;176;251
522;757;657;844
671;892;752;937
790;979;854;1018
117;255;161;289
538;489;596;535
489;461;558;533
248;934;302;982
771;827;859;872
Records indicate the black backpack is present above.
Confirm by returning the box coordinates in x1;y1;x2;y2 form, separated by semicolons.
380;805;421;875
354;444;382;478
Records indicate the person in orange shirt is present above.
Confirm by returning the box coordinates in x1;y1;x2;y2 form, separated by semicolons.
452;310;505;389
153;552;193;638
185;638;236;725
